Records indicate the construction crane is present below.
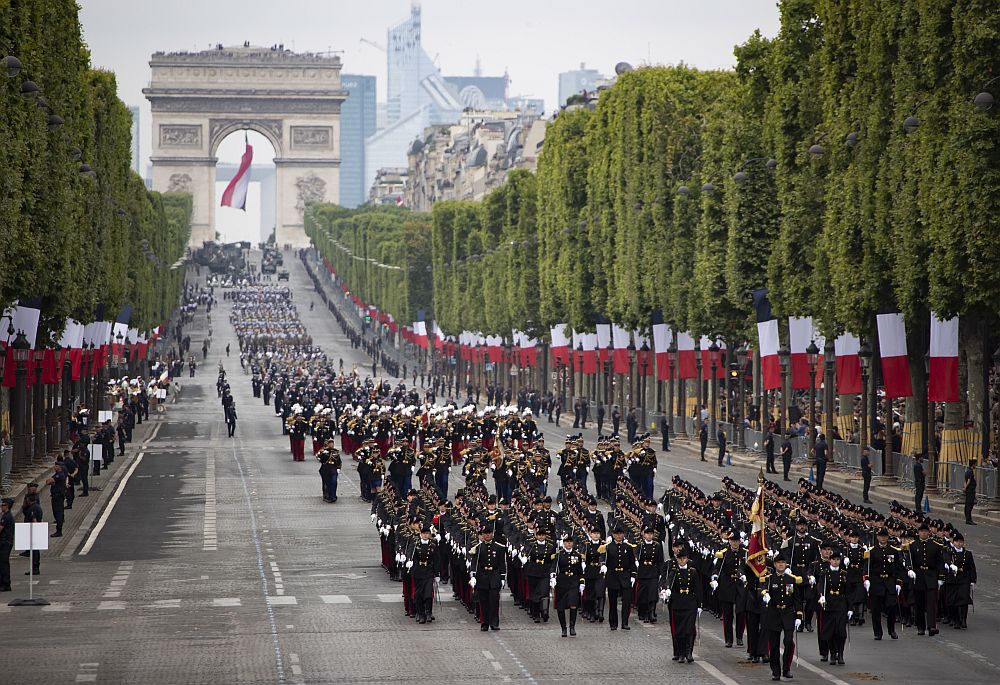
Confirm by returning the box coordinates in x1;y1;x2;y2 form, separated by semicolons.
359;37;386;53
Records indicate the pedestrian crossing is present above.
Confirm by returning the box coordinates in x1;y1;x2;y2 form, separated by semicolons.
0;591;490;613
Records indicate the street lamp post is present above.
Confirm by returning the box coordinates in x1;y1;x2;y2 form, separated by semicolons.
627;341;636;417
777;344;791;436
695;342;704;432
10;332;31;472
32;349;45;463
605;343;613;408
709;340;720;447
824;338;836;442
859;339;872;450
736;343;749;450
924;353;938;492
807;340;820;464
639;342;650;431
667;339;678;439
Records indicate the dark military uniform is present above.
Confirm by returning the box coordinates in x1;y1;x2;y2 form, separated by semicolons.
605;537;637;630
470;537;506;631
553;542;585;636
865;541;904;639
816;561;849;664
665;561;703;662
762;568;802;680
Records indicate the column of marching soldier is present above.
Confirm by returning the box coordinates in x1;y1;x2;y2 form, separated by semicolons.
228;282;979;681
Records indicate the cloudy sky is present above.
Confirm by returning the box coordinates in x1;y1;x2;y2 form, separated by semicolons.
78;0;779;241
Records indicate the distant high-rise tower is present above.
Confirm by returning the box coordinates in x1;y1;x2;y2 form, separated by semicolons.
128;105;141;175
340;74;377;208
558;63;605;107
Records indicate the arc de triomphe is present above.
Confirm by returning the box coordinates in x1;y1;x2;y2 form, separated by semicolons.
144;45;346;247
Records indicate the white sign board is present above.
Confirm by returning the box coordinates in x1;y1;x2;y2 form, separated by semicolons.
157;389;167;400
90;444;103;464
98;410;112;423
14;522;49;551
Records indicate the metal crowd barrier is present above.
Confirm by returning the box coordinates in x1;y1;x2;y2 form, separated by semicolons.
0;445;12;494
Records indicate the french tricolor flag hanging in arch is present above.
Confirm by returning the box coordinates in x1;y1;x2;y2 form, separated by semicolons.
220;137;253;210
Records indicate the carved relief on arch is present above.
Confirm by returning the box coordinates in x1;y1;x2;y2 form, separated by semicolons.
209;118;283;153
167;173;193;193
294;173;326;214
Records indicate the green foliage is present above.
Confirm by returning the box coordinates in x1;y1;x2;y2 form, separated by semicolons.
0;0;190;340
305;204;433;326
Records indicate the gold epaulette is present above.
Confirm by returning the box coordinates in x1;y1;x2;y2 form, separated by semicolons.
597;544;607;553
715;549;726;559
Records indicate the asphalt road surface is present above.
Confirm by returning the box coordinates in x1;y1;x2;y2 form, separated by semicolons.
2;254;999;685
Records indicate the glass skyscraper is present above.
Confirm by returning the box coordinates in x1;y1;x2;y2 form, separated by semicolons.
339;74;377;208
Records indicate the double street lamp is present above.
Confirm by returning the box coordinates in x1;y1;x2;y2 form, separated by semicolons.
734;343;749;449
777;344;791;436
708;340;720;446
807;339;820;464
859;338;873;450
10;331;31;471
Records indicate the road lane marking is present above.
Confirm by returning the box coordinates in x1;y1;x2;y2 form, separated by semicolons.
203;452;217;551
213;598;242;607
320;595;352;604
79;453;145;556
232;438;286;682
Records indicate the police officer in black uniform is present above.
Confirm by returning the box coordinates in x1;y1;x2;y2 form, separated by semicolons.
46;463;67;538
469;525;506;631
762;553;802;681
0;497;14;591
605;524;637;631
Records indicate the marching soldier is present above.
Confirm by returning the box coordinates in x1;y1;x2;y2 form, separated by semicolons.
410;524;439;624
661;547;703;664
864;527;903;640
524;526;557;623
552;532;585;636
816;548;850;665
712;531;747;647
762;553;803;681
904;521;944;636
469;524;506;631
943;532;975;629
582;526;607;622
635;526;664;623
605;524;637;631
784;516;818;632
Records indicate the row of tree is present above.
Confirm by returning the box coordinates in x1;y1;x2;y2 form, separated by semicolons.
1;0;190;339
304;204;432;326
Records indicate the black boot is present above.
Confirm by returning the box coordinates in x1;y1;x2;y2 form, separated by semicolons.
569;609;577;636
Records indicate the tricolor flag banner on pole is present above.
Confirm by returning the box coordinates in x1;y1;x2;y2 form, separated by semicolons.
746;479;769;578
595;314;612;363
699;335;727;379
752;289;781;390
581;332;598;374
876;312;913;398
834;333;862;395
929;313;959;402
2;298;42;348
432;323;445;351
220;137;253;210
486;335;504;364
676;331;696;379
612;324;630;374
788;316;818;390
550;324;570;366
651;310;672;381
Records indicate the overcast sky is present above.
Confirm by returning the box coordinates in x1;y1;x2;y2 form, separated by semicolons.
78;0;780;169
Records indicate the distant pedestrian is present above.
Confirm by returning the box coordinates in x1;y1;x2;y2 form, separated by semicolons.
225;404;238;438
913;452;925;512
699;422;708;461
226;343;230;357
860;446;873;503
964;459;977;525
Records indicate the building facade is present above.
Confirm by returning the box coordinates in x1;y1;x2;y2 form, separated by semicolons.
340;74;377;208
558;63;606;107
404;109;545;212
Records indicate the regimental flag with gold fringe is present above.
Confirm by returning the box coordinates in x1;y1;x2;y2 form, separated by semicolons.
746;472;769;578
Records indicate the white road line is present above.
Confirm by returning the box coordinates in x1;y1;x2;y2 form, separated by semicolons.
213;598;242;607
231;438;286;683
376;593;404;603
203;452;217;551
267;595;297;605
97;601;125;610
79;453;145;556
75;660;100;682
694;659;741;685
319;595;352;604
491;634;537;685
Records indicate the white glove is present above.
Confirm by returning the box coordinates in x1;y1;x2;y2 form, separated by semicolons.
411;465;416;474
907;569;916;580
971;583;976;590
434;576;441;584
445;532;451;541
895;584;902;595
606;536;613;544
711;574;719;582
795;618;802;630
337;469;342;474
818;595;826;606
581;561;587;571
501;579;506;589
843;557;850;567
784;567;793;577
762;592;771;605
808;575;816;586
405;560;413;569
520;555;528;565
370;513;377;522
938;580;944;588
469;576;477;588
600;564;608;575
466;560;472;570
768;549;777;558
949;564;958;573
435;534;441;542
395;553;403;563
740;574;747;584
659;589;668;601
550;577;557;589
697;607;703;616
863;579;871;592
847;610;853;620
709;580;719;591
630;577;636;587
579;584;585;595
